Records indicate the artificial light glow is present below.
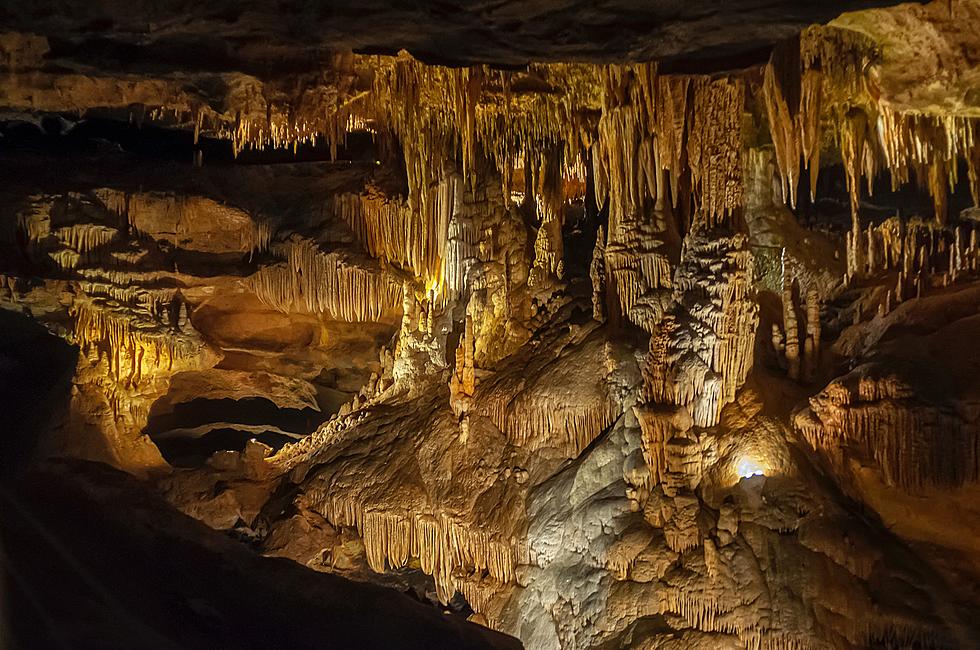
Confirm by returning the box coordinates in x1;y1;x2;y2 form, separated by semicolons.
736;457;765;479
425;270;443;298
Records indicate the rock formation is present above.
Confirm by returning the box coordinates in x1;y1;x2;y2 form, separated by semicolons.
3;1;980;648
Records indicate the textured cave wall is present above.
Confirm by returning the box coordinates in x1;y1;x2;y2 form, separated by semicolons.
3;0;980;649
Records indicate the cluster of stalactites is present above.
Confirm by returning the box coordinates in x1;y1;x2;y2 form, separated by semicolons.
332;174;466;293
371;55;599;204
311;493;528;608
594;64;744;233
593;63;661;233
95;189;274;257
480;390;620;457
764;26;980;229
368;56;485;296
240;220;275;258
78;281;179;322
141;52;365;159
70;295;197;387
842;105;980;232
249;239;402;322
55;223;118;257
16;197;53;244
798;380;980;490
846;216;980;311
479;64;599;199
17;195;122;270
371;55;482;186
876;108;980;224
763;26;877;210
687;77;745;226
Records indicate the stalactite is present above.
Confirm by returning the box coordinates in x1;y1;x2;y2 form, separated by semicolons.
70;296;199;386
654;75;691;210
480;391;620;457
249;238;402;322
840;106;875;235
308;493;528;610
50;249;81;270
798;377;980;490
763;36;808;208
763;26;877;208
686;77;744;226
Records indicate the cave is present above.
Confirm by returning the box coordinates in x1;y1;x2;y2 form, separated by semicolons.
2;1;980;648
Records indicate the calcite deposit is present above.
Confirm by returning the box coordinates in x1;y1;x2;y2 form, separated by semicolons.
2;0;980;648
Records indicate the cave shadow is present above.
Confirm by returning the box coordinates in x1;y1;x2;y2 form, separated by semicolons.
0;308;77;479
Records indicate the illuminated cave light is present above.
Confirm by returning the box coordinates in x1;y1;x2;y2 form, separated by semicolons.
736;456;766;479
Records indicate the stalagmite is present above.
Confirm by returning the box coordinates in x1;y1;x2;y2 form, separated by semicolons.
527;148;567;287
845;216;977;292
803;287;820;381
590;226;607;322
655;230;758;427
781;250;800;381
637;226;757;497
451;315;477;401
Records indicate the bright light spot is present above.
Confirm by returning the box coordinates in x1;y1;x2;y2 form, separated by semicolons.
736;457;765;479
425;273;442;299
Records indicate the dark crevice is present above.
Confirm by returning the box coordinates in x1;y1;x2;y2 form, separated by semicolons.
0;117;379;166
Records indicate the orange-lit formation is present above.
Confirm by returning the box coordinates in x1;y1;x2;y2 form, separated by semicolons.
2;1;980;648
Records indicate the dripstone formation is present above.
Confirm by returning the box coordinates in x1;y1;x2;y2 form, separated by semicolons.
2;1;980;648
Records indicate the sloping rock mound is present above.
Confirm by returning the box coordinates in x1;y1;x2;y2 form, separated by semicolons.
0;459;520;650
